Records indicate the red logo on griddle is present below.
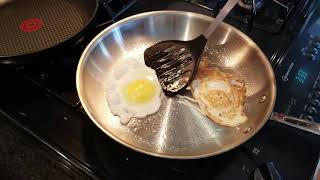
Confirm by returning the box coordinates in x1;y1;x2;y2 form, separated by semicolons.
19;18;44;32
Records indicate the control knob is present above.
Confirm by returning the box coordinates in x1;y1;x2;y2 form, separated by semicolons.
305;53;316;61
303;115;314;121
315;90;320;98
310;98;320;107
310;34;320;42
307;47;318;55
311;41;320;49
307;106;318;115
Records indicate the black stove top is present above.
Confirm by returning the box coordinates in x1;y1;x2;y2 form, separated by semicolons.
1;0;319;179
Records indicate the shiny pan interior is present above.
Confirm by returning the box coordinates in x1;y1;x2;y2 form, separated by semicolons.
76;11;276;159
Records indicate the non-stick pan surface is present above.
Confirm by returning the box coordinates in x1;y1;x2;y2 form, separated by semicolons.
76;11;276;159
0;0;97;58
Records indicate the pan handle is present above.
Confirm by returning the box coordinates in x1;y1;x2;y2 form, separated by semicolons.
270;112;320;135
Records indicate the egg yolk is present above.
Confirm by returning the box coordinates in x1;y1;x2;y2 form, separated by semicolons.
122;79;156;104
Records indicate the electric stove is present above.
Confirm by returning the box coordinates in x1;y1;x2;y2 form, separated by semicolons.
0;0;319;179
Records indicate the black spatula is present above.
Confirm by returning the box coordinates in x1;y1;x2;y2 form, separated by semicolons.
144;0;239;96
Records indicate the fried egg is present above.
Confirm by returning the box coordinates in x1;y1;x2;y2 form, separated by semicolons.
106;60;162;124
191;65;248;127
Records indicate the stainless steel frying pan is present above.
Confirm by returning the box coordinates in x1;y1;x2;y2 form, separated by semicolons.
76;11;276;159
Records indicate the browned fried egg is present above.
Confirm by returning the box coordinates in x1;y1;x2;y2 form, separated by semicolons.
190;63;248;127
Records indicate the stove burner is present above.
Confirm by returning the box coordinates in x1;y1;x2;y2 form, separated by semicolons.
238;0;266;11
185;0;298;34
84;123;246;180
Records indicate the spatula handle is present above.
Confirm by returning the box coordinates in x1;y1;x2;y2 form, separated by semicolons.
203;0;239;39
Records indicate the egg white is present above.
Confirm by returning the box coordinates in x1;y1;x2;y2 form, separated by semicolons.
106;60;162;124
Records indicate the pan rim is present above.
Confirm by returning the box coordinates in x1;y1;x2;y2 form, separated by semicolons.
76;10;277;159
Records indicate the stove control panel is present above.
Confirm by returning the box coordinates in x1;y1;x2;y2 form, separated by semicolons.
274;4;320;123
301;35;320;61
275;61;320;123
